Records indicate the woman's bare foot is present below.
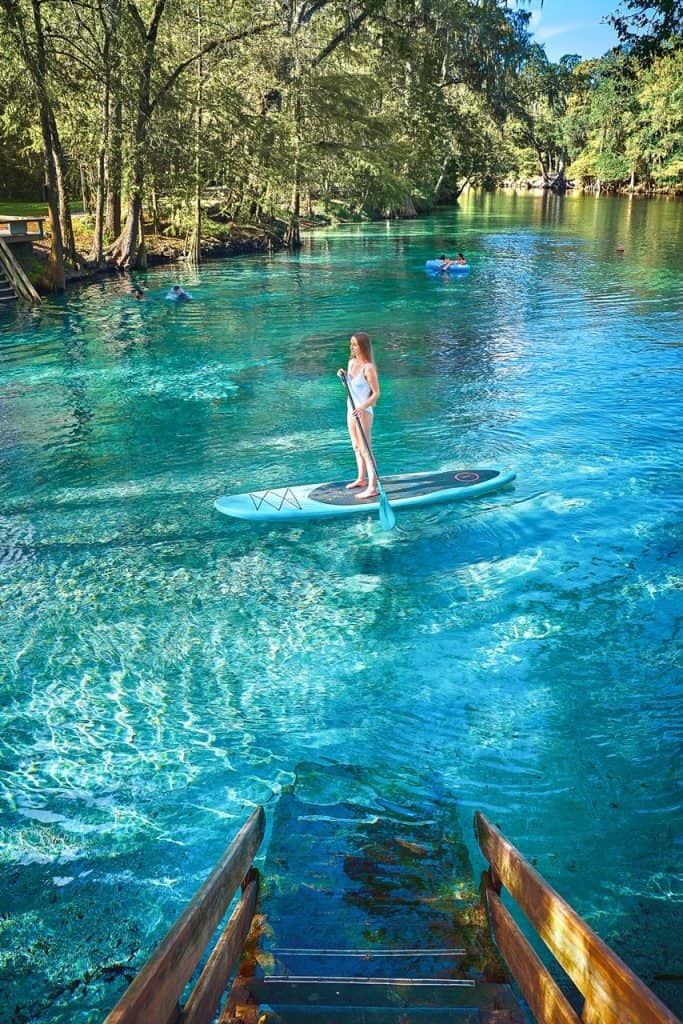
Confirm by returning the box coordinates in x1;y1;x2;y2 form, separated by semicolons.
357;487;378;499
346;479;366;490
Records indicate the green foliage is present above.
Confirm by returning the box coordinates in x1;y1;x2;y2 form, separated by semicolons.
15;253;44;285
0;34;42;199
561;44;683;191
2;0;681;262
610;0;683;59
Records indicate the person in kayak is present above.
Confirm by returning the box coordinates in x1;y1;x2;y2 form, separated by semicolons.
337;332;381;499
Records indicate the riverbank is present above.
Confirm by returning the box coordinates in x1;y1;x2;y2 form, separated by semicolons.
25;220;288;294
8;195;405;295
16;210;338;294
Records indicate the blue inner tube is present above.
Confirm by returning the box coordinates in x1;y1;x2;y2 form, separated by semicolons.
425;260;470;273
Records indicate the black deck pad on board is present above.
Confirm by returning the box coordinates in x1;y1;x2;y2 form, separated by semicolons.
309;469;501;506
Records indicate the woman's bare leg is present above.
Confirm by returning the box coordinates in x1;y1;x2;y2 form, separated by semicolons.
355;412;378;498
346;413;367;488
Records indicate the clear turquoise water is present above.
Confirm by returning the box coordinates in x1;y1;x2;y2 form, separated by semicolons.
0;191;681;1021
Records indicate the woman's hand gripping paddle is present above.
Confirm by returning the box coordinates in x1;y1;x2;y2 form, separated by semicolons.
340;371;396;531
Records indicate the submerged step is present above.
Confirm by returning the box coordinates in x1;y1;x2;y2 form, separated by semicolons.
256;762;503;979
247;976;521;1010
270;946;469;980
258;1007;524;1024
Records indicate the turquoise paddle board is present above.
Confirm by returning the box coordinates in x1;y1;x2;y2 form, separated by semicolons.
214;467;515;523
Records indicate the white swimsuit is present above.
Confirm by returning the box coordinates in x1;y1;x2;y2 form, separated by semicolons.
347;365;374;416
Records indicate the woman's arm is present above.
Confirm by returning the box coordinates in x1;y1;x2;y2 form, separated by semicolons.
366;363;379;403
354;363;380;414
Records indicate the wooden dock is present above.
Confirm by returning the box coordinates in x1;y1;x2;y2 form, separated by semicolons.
0;218;44;303
0;214;46;244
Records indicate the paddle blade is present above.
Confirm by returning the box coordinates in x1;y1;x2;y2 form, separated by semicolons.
378;486;396;530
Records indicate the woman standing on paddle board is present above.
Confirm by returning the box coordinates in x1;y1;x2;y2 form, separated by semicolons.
337;332;381;499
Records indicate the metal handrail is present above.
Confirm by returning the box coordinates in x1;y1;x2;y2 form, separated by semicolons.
475;812;680;1024
104;805;265;1024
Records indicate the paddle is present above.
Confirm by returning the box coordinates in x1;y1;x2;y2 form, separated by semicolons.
340;370;396;531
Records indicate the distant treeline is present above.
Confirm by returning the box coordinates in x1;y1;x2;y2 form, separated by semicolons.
0;0;680;288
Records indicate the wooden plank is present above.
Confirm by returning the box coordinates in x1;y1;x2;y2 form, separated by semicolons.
487;888;580;1024
104;806;265;1024
182;872;259;1024
475;813;681;1024
218;910;268;1024
0;216;47;225
0;237;41;303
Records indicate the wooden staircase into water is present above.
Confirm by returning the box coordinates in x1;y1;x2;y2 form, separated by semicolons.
226;764;523;1023
103;776;681;1024
0;235;41;304
0;261;16;304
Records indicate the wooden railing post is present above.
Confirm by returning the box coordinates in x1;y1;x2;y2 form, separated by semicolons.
474;812;680;1024
104;806;265;1024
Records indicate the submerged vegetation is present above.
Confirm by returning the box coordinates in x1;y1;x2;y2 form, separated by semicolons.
0;0;681;289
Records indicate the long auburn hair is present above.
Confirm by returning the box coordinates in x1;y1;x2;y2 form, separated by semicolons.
352;332;374;362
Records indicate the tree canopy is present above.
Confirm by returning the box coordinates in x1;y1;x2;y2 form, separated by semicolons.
1;0;681;287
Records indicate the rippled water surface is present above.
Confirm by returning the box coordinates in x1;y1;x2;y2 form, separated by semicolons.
1;192;682;1021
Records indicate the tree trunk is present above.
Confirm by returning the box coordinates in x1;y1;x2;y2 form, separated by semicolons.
105;98;122;239
151;184;160;235
113;177;145;268
284;51;302;250
108;0;167;268
189;0;203;266
100;0;122;244
90;149;105;265
550;158;567;195
285;181;301;248
533;140;550;182
40;110;66;291
433;156;450;201
455;174;471;199
89;84;109;265
2;0;66;287
49;110;80;265
80;163;92;215
137;202;147;268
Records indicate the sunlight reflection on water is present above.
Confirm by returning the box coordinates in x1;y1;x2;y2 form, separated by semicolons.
0;193;681;1021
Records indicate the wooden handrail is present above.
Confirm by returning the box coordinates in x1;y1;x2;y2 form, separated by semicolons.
0;216;47;225
104;805;265;1024
0;237;41;303
475;812;680;1024
0;216;46;240
182;869;259;1024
